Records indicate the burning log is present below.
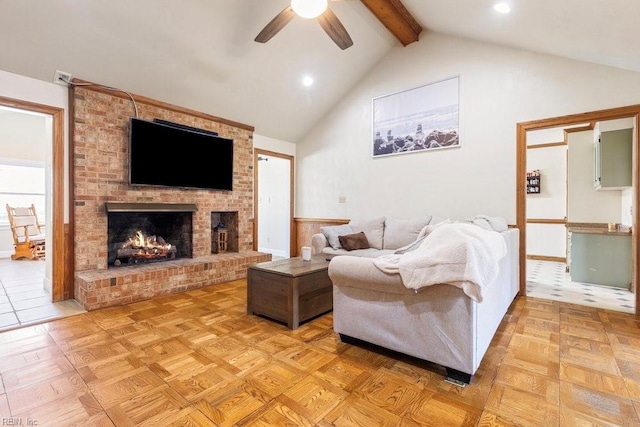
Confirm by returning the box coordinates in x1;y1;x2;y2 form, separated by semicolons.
122;230;171;251
116;247;176;257
113;230;177;266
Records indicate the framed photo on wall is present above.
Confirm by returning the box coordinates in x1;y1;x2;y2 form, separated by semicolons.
372;76;460;157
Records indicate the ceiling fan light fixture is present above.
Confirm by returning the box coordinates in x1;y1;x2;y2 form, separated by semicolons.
291;0;328;19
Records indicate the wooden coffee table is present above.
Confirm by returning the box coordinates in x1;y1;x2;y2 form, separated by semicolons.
247;254;332;329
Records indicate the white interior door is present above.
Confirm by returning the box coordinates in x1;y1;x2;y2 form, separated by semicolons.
257;153;291;258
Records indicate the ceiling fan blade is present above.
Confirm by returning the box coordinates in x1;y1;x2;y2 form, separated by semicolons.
255;6;296;43
317;8;353;50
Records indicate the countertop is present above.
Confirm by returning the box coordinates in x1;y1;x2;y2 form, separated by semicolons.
566;222;632;236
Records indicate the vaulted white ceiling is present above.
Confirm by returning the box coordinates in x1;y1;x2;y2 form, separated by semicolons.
0;0;638;142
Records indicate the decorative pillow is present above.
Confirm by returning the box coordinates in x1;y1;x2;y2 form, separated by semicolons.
338;232;370;251
349;216;385;250
321;224;354;249
383;216;432;249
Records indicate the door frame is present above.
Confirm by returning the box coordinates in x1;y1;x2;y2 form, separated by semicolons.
253;149;295;257
0;95;66;301
517;104;640;315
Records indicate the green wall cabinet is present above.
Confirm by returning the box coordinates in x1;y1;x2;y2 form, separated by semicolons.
594;128;632;190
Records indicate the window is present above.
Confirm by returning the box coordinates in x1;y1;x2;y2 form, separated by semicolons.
0;161;45;227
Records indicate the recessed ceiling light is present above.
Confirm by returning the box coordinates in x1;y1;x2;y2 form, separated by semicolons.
493;2;511;14
302;75;314;87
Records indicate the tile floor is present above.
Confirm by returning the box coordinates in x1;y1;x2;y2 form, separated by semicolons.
526;259;635;313
0;258;85;331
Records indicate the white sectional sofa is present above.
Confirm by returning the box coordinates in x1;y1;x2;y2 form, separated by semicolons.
312;215;519;385
311;215;438;257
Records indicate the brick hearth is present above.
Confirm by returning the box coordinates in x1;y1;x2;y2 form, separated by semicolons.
75;252;269;310
72;85;270;309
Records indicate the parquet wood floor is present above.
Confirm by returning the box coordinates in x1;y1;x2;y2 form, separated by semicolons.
1;279;640;426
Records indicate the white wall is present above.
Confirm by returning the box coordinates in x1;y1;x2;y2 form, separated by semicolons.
526;144;567;258
526;124;588;146
0;111;48;161
0;226;12;257
526;145;566;219
253;134;296;156
295;33;640;223
527;223;567;258
622;188;633;226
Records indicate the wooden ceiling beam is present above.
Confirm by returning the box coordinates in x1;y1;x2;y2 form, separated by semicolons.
359;0;422;46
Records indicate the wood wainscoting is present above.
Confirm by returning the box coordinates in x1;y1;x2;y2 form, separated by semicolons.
293;217;349;257
526;218;567;263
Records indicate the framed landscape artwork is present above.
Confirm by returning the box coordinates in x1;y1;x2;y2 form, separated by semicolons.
372;76;460;157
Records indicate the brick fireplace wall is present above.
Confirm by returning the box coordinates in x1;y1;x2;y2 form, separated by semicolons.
72;85;270;309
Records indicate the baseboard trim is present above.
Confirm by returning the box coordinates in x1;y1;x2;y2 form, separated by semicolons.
43;275;53;295
527;255;566;263
257;248;288;258
0;250;13;259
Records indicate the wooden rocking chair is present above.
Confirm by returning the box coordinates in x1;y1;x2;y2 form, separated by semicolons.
6;203;46;260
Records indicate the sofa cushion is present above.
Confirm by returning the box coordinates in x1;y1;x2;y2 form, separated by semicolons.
465;215;509;232
430;216;447;225
338;232;370;251
383;216;432;249
417;219;452;240
322;247;395;258
321;224;354;249
393;235;426;254
349;216;385;250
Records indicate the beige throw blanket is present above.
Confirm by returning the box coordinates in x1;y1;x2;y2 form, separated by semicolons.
373;222;507;302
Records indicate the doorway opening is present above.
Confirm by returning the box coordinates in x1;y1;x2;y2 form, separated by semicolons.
517;105;639;314
0;96;79;331
254;149;294;259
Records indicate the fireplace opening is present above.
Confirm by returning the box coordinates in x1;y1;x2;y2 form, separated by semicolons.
108;210;193;267
211;211;238;254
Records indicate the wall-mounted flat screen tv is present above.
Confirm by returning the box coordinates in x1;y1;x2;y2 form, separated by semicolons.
129;118;233;190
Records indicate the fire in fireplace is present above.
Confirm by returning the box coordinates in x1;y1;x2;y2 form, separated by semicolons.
114;230;177;266
106;202;196;268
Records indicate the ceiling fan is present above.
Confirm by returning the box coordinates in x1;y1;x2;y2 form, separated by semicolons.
255;0;353;50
